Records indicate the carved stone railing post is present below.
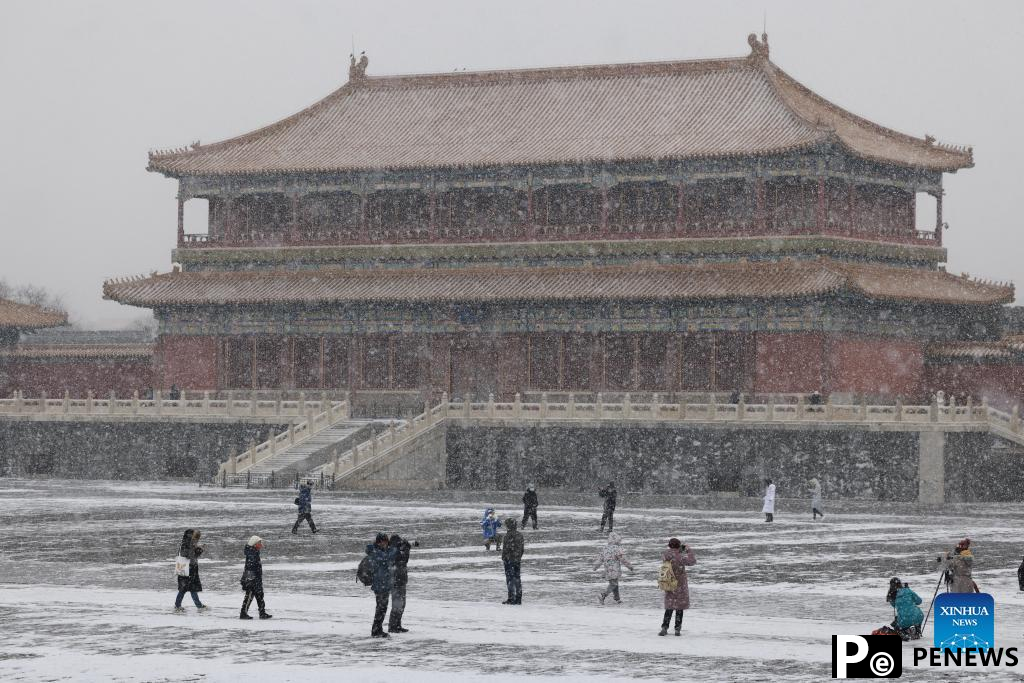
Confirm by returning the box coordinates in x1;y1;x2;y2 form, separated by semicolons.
245;439;256;469
966;396;974;421
895;399;903;423
250;395;257;417
463;394;471;417
39;390;47;414
568;393;576;418
859;394;867;421
275;397;282;416
825;395;833;420
86;390;94;414
949;396;957;423
441;392;449;417
766;394;774;421
796;395;804;421
288;423;295;445
228;446;237;475
623;393;631;418
132;390;139;415
13;390;22;414
63;389;70;414
370;427;378;456
488;393;495;417
736;395;745;421
202;391;210;412
154;389;162;415
680;396;687;420
513;392;521;418
299;391;306;415
540;392;548;418
227;390;234;417
708;392;717;421
269;430;278;455
109;391;117;414
597;392;604;418
929;394;938;423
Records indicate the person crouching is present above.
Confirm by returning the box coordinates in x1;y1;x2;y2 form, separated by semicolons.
886;577;923;640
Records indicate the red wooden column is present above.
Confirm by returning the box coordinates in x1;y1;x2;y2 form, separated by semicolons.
935;192;944;245
176;197;185;246
815;177;826;233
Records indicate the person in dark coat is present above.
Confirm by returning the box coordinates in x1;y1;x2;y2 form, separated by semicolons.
501;518;525;604
292;481;318;534
366;532;398;637
388;534;415;633
659;538;696;636
521;485;539;530
599;482;617;532
174;529;206;611
240;535;271;620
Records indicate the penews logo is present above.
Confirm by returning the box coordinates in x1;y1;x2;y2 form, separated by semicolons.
933;593;994;651
832;635;902;678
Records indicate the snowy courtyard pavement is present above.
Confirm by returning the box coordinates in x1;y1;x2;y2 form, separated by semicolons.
3;481;1024;681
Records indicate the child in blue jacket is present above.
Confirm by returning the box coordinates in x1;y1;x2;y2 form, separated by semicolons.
481;508;503;551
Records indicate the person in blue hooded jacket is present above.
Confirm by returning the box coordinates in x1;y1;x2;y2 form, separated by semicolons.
366;533;398;637
887;577;923;640
481;508;503;551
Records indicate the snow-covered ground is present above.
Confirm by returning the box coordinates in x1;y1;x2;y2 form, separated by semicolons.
2;480;1024;681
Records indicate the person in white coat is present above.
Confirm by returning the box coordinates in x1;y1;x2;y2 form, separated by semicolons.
809;478;824;520
762;478;776;523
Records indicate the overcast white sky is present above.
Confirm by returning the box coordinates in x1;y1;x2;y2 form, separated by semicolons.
1;0;1022;328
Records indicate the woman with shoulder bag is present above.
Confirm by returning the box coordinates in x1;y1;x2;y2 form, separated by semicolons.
174;529;206;612
659;538;696;636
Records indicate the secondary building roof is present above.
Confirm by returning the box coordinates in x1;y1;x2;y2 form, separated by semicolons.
103;260;1012;308
0;298;67;330
148;35;971;177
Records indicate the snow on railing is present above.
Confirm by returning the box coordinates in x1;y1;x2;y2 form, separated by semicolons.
0;389;344;420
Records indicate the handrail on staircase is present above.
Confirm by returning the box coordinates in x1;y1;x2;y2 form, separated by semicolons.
219;399;350;475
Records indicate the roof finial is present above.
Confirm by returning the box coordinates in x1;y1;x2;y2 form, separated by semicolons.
349;50;369;83
747;32;769;60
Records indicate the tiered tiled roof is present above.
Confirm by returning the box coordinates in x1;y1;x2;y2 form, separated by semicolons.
0;298;67;329
103;261;1012;308
147;35;971;177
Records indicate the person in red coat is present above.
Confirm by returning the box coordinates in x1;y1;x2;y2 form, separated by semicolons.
660;538;696;636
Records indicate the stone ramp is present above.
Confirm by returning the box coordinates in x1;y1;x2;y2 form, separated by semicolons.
244;421;372;475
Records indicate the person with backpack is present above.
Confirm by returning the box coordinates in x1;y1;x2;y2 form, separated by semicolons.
762;478;776;523
809;478;824;521
481;508;503;551
364;532;398;637
658;538;696;636
944;538;976;593
388;534;414;634
292;480;317;534
594;532;634;605
174;528;206;612
239;535;271;620
522;485;539;530
886;577;923;640
501;518;524;605
599;482;617;532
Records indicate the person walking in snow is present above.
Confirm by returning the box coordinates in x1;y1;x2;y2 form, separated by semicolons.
522;485;539;530
659;538;696;636
292;480;318;534
481;508;503;551
809;478;824;520
944;538;976;593
501;518;525;605
239;535;271;620
366;532;398;637
762;478;776;523
387;533;414;634
599;482;617;532
174;528;206;612
886;577;923;640
594;532;634;604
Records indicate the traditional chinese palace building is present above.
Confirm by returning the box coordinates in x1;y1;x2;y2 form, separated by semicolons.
104;35;1015;406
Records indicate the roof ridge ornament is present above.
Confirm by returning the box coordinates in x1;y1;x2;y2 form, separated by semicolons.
349;51;368;84
747;32;769;60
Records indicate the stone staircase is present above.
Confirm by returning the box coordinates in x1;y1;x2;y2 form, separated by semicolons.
244;422;370;475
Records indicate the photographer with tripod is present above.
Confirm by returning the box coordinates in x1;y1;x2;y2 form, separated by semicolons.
942;538;977;594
